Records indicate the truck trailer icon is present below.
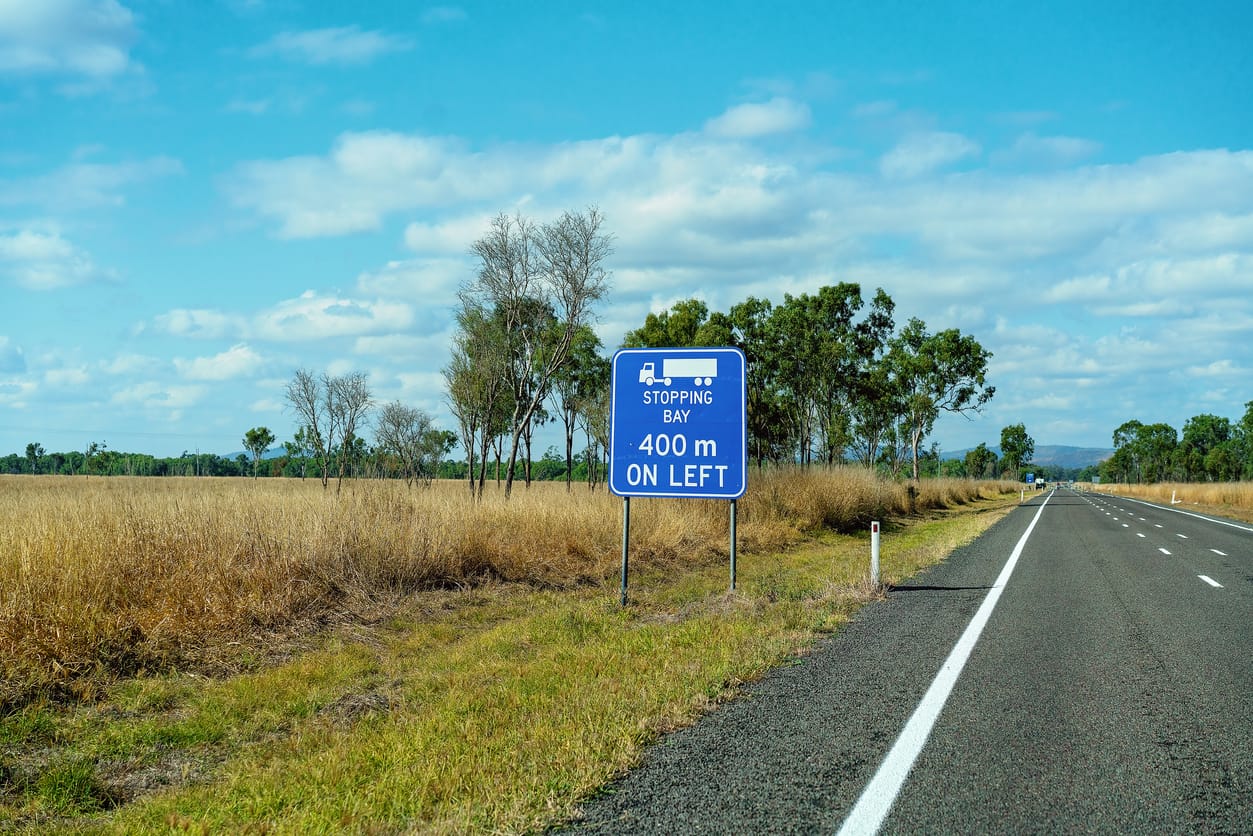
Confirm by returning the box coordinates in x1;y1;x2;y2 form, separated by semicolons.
639;357;717;386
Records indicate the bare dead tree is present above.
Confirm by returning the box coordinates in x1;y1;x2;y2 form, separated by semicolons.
375;401;433;488
285;369;332;489
327;371;372;493
463;207;612;499
284;369;372;492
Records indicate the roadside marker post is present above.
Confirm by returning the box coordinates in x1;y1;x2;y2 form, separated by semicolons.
871;521;881;586
610;347;748;605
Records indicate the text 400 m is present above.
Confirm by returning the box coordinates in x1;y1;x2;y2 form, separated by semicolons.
637;433;717;457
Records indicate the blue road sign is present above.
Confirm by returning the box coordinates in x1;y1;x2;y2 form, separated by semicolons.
1025;473;1035;484
609;347;747;499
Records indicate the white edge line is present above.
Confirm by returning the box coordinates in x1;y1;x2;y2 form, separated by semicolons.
1198;575;1223;588
1115;495;1253;533
837;494;1052;835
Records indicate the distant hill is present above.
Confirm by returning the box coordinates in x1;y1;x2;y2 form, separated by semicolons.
941;444;1113;469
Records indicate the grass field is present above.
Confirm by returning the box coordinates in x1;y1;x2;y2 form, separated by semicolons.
1;470;1020;832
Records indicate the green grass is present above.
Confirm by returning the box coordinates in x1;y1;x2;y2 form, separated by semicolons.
0;494;1016;834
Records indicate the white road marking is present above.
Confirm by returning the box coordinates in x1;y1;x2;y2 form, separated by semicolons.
1198;575;1223;588
838;494;1053;835
1210;549;1228;556
1176;534;1188;539
1122;523;1130;528
1117;496;1253;533
1136;533;1146;538
1154;524;1163;529
1159;548;1171;555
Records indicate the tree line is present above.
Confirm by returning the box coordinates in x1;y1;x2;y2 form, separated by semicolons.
614;287;996;479
439;208;999;498
9;209;1001;488
1100;404;1253;484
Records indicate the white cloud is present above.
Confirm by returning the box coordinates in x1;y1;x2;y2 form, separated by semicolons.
250;26;413;66
880;131;981;179
44;366;90;386
1186;359;1240;378
225;97;270;115
0;335;25;372
994;132;1101;166
355;257;467;307
155;292;414;343
704;98;812;138
0;156;182;210
153;308;244;339
421;6;466;24
250;397;283;413
0;0;141;87
0;228;109;289
0;378;36;408
111;381;206;410
174;343;263;381
100;352;160;375
254;291;413;341
402;216;496;256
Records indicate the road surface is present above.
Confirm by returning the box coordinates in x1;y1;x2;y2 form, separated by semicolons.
565;488;1252;833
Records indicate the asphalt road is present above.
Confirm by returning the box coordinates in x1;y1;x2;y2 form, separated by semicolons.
563;488;1252;834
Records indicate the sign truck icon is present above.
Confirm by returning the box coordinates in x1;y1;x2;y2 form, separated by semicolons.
639;357;717;386
610;347;747;499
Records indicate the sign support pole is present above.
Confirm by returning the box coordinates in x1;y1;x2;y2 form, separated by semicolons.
730;500;738;591
620;496;631;607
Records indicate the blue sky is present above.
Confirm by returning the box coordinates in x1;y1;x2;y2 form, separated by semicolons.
1;0;1251;459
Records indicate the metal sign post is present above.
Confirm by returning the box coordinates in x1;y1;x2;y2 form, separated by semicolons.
620;497;630;606
610;347;748;604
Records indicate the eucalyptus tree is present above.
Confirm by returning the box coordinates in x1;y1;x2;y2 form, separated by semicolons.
444;305;511;499
762;283;895;466
375;401;456;488
24;442;44;474
965;443;999;479
888;318;995;481
242;426;275;479
1109;420;1177;483
283;426;314;479
1238;401;1253;480
578;383;611;490
729;296;788;467
548;325;608;491
999;423;1034;481
1177;413;1231;482
462;207;612;498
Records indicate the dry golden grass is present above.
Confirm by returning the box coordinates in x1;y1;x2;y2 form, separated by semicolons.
1088;480;1253;524
0;471;1015;710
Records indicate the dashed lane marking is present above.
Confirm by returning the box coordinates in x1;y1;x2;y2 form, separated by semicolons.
1159;548;1171;555
1117;496;1253;533
1210;549;1228;556
1198;575;1224;588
